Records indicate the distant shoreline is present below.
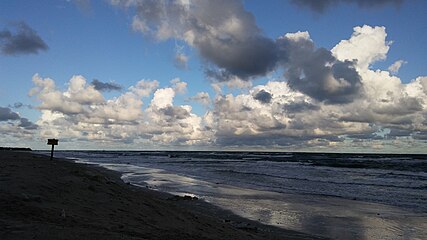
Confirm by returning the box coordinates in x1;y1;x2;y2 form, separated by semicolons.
0;147;32;151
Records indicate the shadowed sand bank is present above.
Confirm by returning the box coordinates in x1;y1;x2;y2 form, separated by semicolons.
0;151;325;240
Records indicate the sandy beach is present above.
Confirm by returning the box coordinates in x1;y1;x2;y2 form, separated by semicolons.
0;151;325;240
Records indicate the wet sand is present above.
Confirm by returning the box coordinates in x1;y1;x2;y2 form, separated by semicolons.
114;163;427;240
0;151;325;240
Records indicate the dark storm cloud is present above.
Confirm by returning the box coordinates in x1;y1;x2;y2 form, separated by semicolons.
0;22;48;55
190;3;279;80
196;36;278;80
290;0;404;13
279;35;362;104
91;79;122;92
115;0;278;81
19;118;38;130
0;107;20;121
203;30;363;104
253;90;272;104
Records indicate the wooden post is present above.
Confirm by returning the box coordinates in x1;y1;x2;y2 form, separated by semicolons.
47;139;59;160
50;144;55;160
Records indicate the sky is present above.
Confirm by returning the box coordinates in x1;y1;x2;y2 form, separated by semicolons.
0;0;427;152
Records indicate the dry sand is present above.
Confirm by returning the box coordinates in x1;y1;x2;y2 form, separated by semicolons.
0;151;326;240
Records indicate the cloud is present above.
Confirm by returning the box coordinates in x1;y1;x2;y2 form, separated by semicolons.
29;74;106;115
112;1;364;105
283;100;320;113
253;90;272;104
373;96;423;115
0;22;48;55
0;107;20;121
13;102;24;108
417;77;427;95
170;78;187;94
290;0;404;13
0;107;38;132
388;60;407;74
8;102;32;109
174;53;189;69
91;79;122;92
150;88;175;109
188;92;211;106
129;79;159;97
111;0;278;80
202;25;427;149
19;118;38;130
208;82;296;145
279;32;362;104
143;85;209;144
30;75;209;146
332;25;390;70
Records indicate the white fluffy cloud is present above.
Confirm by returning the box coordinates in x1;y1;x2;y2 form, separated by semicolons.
332;25;390;70
29;74;209;147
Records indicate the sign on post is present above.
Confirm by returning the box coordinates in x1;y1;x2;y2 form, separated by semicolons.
47;139;59;160
47;139;58;145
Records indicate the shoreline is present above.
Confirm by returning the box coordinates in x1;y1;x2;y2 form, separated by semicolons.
0;151;325;240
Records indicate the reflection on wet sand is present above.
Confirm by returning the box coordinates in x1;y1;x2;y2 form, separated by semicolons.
110;164;427;240
211;190;426;240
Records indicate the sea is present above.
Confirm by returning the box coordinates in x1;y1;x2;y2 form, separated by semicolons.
38;150;427;240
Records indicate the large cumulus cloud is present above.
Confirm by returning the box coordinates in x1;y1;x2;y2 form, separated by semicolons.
29;74;210;146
